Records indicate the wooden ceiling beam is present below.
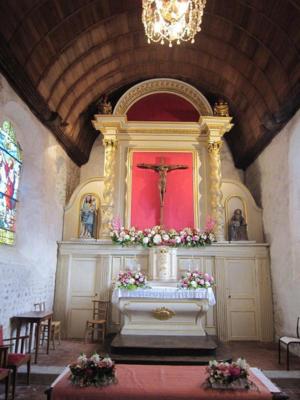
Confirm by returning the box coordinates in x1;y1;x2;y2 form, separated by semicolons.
0;32;87;166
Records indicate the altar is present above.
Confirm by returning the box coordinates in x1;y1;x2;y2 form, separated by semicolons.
112;286;216;336
54;78;274;343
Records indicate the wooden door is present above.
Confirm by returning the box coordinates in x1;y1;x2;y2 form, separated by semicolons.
225;259;259;340
67;257;101;338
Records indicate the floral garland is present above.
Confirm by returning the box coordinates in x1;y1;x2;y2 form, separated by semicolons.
179;271;215;289
207;358;250;389
69;353;117;387
116;270;148;290
110;217;216;248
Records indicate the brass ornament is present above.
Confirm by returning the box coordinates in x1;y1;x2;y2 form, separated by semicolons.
213;99;230;117
152;307;175;320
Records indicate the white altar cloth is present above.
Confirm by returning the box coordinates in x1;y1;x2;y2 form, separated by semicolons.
112;286;216;306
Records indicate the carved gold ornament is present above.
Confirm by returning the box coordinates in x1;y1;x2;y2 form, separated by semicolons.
152;307;175;320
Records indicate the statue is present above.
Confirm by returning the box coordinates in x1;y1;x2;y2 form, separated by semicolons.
80;194;98;239
97;94;112;114
213;98;230;117
228;209;248;241
137;158;188;226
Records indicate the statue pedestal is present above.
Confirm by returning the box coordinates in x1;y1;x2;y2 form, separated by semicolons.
149;246;177;281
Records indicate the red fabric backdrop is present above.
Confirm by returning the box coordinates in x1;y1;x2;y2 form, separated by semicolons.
127;93;200;122
131;152;194;230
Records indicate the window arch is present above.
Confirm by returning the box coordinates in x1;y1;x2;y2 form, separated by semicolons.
0;120;22;245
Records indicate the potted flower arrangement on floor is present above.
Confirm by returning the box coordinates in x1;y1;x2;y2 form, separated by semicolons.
69;353;117;387
206;358;251;390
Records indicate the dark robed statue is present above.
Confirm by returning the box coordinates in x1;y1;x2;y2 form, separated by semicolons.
137;158;188;226
228;209;248;241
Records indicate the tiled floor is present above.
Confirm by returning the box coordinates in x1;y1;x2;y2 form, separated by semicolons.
0;339;299;399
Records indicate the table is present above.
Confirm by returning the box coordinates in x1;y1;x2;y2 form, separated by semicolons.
47;364;287;400
13;310;53;364
112;286;216;305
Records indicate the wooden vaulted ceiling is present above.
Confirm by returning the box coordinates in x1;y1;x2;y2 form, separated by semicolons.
0;0;299;169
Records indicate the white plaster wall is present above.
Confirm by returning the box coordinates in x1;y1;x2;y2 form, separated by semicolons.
0;74;80;336
246;110;300;339
221;140;244;182
80;136;104;182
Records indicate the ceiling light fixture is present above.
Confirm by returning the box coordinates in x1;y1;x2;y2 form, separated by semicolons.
142;0;206;47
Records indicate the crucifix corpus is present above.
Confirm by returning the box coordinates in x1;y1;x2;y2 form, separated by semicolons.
137;158;188;227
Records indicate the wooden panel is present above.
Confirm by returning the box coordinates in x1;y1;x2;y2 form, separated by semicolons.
0;0;299;168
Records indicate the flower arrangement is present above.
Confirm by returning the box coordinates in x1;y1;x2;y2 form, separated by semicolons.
110;217;216;248
207;358;250;389
115;270;148;290
179;271;215;289
69;353;117;387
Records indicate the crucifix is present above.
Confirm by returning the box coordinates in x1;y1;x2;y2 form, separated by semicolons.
137;158;188;226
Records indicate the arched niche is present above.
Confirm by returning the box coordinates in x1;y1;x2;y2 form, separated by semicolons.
113;78;213;117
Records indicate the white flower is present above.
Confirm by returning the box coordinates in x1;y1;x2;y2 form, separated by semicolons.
90;353;100;363
190;280;197;288
237;358;248;370
124;234;130;240
102;357;113;368
130;236;135;241
143;237;149;244
77;354;88;365
175;236;181;243
153;234;162;244
129;278;135;284
162;234;169;241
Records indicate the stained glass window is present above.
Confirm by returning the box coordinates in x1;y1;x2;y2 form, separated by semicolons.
0;120;22;245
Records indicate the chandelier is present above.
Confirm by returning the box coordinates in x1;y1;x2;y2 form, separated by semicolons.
142;0;206;47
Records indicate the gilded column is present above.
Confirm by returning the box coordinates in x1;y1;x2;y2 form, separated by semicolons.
202;113;233;242
100;137;117;237
208;139;224;241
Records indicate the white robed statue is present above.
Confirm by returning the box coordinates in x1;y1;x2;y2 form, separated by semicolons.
80;194;97;239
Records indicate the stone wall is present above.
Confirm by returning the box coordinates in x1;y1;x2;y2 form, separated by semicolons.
0;74;80;336
246;110;300;339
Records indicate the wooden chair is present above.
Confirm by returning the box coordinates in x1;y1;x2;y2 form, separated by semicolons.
0;333;11;400
0;325;31;400
84;300;109;343
34;302;61;349
279;317;300;370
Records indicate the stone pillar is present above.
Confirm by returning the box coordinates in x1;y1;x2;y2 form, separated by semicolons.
100;137;117;237
208;140;224;241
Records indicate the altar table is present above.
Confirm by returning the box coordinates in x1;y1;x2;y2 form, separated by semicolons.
112;286;216;305
112;286;215;336
47;364;284;400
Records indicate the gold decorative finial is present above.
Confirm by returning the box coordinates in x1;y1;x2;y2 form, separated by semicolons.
97;95;113;114
213;99;230;117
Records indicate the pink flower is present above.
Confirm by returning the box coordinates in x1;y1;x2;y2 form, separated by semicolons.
205;215;216;232
229;366;241;377
111;216;121;231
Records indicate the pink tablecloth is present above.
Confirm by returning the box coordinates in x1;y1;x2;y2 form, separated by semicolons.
51;364;273;400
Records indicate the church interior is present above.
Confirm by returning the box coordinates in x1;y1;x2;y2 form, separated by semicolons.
0;0;300;399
